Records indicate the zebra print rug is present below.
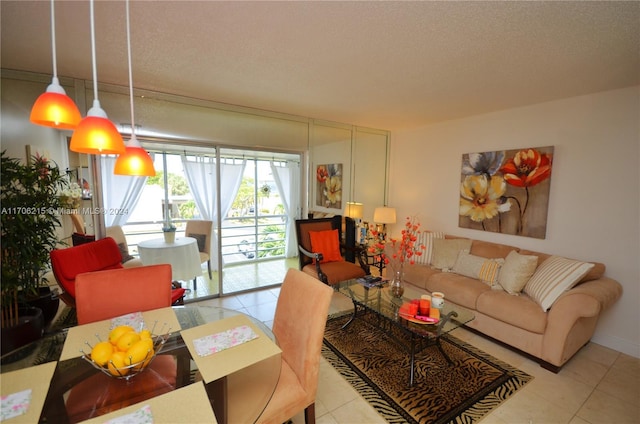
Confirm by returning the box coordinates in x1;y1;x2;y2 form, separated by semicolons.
322;313;532;424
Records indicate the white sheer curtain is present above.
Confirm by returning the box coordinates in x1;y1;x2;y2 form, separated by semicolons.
271;161;300;257
182;155;246;271
100;155;150;227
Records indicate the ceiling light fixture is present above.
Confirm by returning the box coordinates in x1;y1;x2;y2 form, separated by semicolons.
114;0;155;176
30;0;81;130
70;0;125;155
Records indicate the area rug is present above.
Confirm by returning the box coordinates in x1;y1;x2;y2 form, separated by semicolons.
322;313;532;424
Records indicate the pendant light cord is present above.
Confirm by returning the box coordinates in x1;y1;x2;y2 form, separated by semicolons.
126;0;136;135
50;0;58;80
89;0;99;101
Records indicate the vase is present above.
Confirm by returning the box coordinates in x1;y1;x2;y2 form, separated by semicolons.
389;268;405;298
163;231;176;243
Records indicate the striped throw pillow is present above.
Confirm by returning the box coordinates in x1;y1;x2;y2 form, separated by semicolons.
452;250;504;287
524;255;595;311
415;231;445;265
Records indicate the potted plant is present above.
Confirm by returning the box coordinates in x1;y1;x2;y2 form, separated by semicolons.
162;211;176;243
1;150;70;355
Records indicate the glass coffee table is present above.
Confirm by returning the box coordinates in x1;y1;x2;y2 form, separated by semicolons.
336;279;475;386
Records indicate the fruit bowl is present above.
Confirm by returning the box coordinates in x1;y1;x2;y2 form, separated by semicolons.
81;325;171;380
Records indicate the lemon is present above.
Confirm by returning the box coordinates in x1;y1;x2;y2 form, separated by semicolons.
109;325;135;346
126;338;154;366
90;341;113;367
108;351;129;376
115;331;141;352
139;329;152;340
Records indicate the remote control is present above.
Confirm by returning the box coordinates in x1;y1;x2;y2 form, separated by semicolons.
414;315;438;323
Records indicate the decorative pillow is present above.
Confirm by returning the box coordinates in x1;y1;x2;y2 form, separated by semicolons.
415;231;445;265
498;250;538;295
187;232;207;252
431;238;472;270
524;255;595;311
452;250;504;287
117;242;135;263
309;229;343;263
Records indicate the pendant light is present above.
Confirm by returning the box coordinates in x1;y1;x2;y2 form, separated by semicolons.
114;0;156;176
70;0;125;155
30;0;81;129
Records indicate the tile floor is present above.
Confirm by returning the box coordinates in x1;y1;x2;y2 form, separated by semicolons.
195;286;640;424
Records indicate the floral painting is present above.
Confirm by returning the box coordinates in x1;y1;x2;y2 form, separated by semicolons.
316;163;342;209
459;146;553;239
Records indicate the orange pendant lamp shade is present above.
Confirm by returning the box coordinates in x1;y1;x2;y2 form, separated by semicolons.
114;135;156;176
70;100;125;154
30;80;81;130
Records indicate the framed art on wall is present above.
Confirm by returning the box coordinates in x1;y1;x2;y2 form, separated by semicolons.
459;146;553;239
316;163;343;210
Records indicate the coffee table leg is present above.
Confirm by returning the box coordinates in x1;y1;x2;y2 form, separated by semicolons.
341;300;358;329
409;335;416;387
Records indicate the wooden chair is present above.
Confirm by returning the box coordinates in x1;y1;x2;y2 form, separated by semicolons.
184;220;213;290
106;225;144;268
256;269;334;424
67;264;181;422
295;216;369;286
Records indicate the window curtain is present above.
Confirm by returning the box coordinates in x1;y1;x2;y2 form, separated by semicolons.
100;155;151;227
271;161;300;257
182;155;246;271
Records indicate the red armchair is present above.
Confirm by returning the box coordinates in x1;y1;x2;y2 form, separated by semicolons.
50;237;185;307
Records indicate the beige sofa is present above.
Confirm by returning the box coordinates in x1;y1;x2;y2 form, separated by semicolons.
393;236;622;372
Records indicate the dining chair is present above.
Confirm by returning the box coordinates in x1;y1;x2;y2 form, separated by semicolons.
106;225;144;268
67;264;181;422
256;268;334;424
184;220;213;289
295;216;369;286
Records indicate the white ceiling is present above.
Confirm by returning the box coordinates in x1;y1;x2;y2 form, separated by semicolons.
1;1;639;131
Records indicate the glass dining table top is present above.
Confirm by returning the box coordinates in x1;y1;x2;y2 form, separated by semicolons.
0;305;281;424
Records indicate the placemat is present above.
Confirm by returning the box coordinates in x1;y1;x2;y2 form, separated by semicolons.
0;362;57;423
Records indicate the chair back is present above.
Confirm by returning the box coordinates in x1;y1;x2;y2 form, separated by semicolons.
294;216;342;269
272;269;333;403
185;220;212;255
50;237;123;301
75;264;173;324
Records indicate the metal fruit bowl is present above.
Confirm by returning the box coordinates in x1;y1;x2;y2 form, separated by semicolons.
81;332;170;381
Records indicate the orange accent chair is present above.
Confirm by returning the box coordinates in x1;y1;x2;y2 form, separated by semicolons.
50;237;185;307
67;264;180;422
256;269;334;424
295;216;369;286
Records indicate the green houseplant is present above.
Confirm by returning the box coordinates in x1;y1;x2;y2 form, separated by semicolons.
1;150;70;353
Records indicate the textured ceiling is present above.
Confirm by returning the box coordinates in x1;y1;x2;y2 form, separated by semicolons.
1;1;639;130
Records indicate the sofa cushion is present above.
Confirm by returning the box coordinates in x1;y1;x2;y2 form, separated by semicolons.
498;250;539;295
452;250;504;287
309;229;343;263
402;264;441;291
425;272;490;310
415;231;445;265
519;249;605;283
431;238;472;270
476;290;547;334
524;255;595;311
469;240;519;259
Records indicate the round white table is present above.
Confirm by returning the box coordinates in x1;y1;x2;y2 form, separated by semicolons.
138;237;202;282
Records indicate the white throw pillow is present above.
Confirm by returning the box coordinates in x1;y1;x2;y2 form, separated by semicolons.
431;238;472;271
415;231;445;265
452;250;504;287
524;255;595;311
498;251;538;295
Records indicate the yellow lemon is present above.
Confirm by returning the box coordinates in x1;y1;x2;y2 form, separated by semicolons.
126;338;154;366
115;331;141;352
108;351;129;376
139;329;152;340
90;341;113;367
109;325;135;346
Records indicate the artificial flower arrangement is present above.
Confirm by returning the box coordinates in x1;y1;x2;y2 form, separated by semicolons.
58;182;83;209
368;215;426;274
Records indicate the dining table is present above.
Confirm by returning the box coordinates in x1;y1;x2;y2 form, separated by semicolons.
137;237;203;283
0;305;282;424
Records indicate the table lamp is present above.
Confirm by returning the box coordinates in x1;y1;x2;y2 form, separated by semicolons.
373;206;396;240
345;202;364;244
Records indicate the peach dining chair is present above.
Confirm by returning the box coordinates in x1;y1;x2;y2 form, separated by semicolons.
256;268;334;424
184;220;213;290
295;216;369;286
66;264;182;422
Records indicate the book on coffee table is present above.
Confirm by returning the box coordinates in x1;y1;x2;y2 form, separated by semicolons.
356;275;387;288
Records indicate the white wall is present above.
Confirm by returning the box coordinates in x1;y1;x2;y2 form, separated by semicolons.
389;86;640;358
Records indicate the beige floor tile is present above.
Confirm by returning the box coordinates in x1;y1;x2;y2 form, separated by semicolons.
521;366;593;414
242;300;277;323
568;416;591;424
328;398;387;424
235;290;279;308
577;388;640;424
560;350;610;388
597;360;640;405
489;385;575;423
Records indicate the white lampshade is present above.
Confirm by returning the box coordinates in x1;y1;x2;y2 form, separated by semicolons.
345;202;363;219
373;206;396;224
